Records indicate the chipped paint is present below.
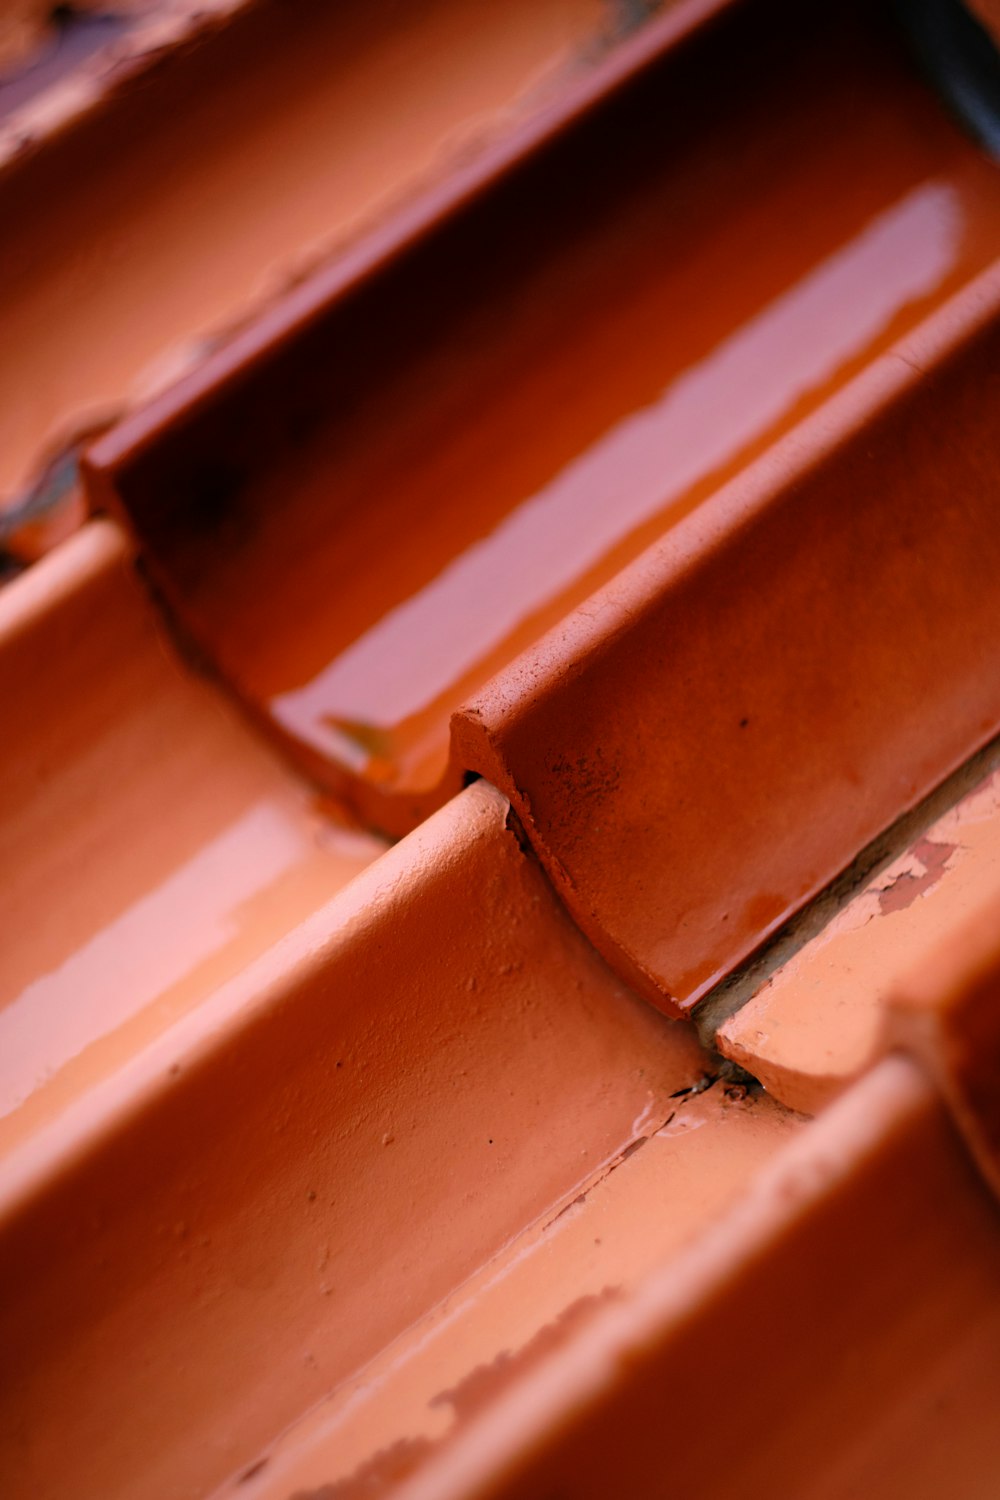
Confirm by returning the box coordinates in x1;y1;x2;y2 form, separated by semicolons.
716;765;1000;1113
215;1081;797;1500
877;835;958;915
5;4;1000;1497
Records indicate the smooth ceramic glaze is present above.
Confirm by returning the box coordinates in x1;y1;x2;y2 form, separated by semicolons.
0;781;712;1499
0;521;383;1154
91;1;1000;830
458;268;1000;1012
0;0;607;525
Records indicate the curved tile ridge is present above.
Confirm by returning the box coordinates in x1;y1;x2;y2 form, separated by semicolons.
888;895;1000;1203
393;1055;1000;1500
453;265;1000;1016
711;749;1000;1115
0;778;704;1499
4;0;645;547
83;3;1000;841
0;519;383;1158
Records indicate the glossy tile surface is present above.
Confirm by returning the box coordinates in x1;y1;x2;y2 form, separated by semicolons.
0;521;383;1153
0;0;607;524
93;2;1000;829
4;4;1000;1497
0;782;707;1499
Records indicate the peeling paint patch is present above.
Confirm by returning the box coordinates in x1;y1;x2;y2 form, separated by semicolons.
291;1293;621;1500
878;836;957;915
288;1435;433;1499
430;1289;623;1425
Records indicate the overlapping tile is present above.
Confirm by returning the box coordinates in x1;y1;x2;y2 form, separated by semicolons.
392;1059;1000;1500
0;519;383;1156
87;0;1000;864
457;270;1000;1012
714;755;1000;1112
0;780;707;1498
1;0;641;562
4;2;1000;1496
220;1079;801;1500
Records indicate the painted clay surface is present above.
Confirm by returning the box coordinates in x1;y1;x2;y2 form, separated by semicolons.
91;2;1000;837
0;781;710;1499
0;520;383;1155
3;3;1000;1496
0;0;611;528
718;762;1000;1112
458;271;1000;1012
392;1060;1000;1500
219;1080;800;1499
889;897;1000;1202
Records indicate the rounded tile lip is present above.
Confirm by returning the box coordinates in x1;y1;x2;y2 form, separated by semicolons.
0;777;713;1499
454;261;1000;1015
387;1055;1000;1500
0;519;384;1160
6;4;1000;1494
84;1;1000;846
714;753;1000;1115
1;0;653;533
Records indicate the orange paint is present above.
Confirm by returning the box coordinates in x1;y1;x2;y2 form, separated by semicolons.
392;1062;1000;1500
0;521;383;1154
5;4;1000;1497
0;0;607;518
717;762;1000;1112
221;1081;798;1499
0;780;708;1498
889;895;1000;1202
91;1;1000;833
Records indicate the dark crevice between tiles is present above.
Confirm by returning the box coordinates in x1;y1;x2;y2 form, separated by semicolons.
0;418;117;576
494;780;744;1089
